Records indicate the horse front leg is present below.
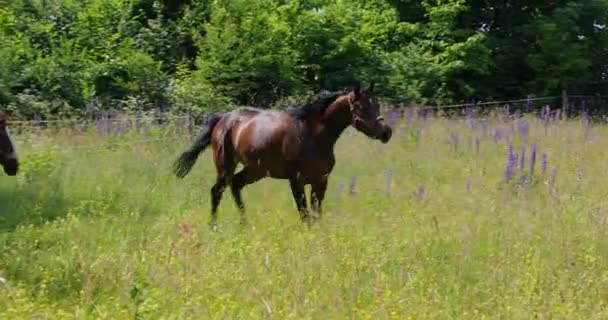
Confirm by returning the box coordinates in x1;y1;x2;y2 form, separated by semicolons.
289;176;309;222
311;177;328;219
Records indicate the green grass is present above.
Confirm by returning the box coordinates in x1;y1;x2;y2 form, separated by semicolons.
1;114;608;319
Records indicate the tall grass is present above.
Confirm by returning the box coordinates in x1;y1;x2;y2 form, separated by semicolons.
1;110;608;319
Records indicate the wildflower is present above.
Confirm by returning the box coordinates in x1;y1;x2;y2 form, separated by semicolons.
549;166;557;187
335;182;344;197
387;109;399;126
116;113;126;135
475;138;481;156
541;153;548;174
493;126;503;142
520;146;526;170
518;118;529;140
505;144;516;182
481;118;488;136
542;106;551;130
97;113;109;136
407;107;414;126
416;184;425;200
416;108;425;121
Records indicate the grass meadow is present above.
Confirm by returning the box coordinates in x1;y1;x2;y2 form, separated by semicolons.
1;108;608;319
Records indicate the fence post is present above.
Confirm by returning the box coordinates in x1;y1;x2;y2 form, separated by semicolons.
561;89;568;118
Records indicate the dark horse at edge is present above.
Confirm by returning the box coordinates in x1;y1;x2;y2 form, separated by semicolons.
0;114;18;176
173;83;392;226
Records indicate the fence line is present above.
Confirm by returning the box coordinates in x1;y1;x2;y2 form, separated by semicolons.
8;93;599;156
8;95;577;126
414;96;561;110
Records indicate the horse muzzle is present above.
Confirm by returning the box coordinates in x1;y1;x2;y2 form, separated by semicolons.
379;125;392;143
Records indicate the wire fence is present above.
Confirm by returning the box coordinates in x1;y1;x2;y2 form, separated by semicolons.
6;94;604;156
5;95;575;126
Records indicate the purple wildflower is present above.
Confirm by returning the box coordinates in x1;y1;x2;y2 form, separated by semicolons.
97;113;109;136
549;166;557;187
493;126;504;143
467;118;476;131
518;118;529;140
416;107;425;120
475;137;481;155
416;184;425;200
349;174;358;195
387;109;399;126
505;144;516;182
336;182;344;197
481;118;488;136
526;97;532;113
407;107;414;126
530;143;537;175
465;179;471;193
542;106;551;131
541;153;548;174
576;168;584;181
520;146;526;171
116;113;126;135
465;106;476;130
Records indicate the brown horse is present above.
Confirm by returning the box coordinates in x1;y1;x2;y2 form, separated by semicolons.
173;83;392;226
0;114;18;176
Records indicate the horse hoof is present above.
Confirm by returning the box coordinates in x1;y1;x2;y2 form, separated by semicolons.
208;222;218;232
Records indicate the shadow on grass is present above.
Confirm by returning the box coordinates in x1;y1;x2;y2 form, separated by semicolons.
0;178;70;231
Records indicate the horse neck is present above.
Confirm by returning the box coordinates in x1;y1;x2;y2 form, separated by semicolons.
314;97;352;149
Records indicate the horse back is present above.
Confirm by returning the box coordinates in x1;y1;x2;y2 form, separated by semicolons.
222;108;304;167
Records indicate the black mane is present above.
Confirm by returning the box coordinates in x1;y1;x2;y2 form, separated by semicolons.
287;90;346;118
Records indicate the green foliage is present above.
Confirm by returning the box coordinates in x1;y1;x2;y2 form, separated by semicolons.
1;0;608;118
193;0;305;107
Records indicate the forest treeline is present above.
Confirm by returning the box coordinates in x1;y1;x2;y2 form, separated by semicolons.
0;0;607;119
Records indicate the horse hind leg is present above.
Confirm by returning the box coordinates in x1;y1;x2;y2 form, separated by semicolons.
230;167;264;225
209;143;237;229
210;175;227;229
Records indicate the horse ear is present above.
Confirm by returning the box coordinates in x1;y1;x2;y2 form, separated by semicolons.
0;113;6;125
353;83;361;97
368;82;375;92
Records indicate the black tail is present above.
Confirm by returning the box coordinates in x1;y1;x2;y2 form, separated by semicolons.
173;113;223;178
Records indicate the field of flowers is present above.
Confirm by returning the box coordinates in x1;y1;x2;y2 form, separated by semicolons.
1;103;608;319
